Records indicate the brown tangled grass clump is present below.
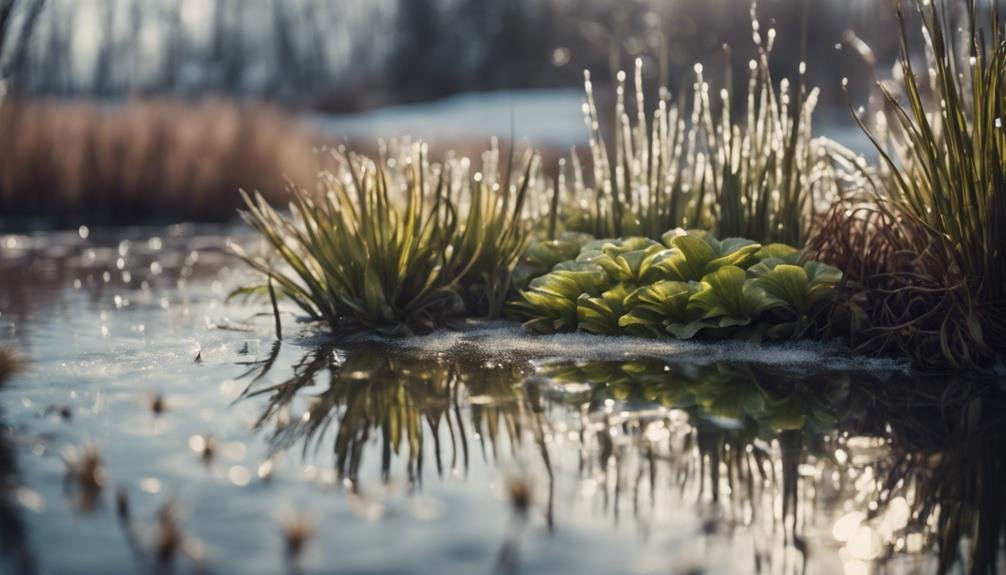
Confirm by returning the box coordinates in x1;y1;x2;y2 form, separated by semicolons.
809;0;1005;370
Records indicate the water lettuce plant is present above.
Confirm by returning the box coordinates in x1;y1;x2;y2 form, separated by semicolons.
233;144;537;334
507;261;609;334
512;231;594;290
509;229;841;340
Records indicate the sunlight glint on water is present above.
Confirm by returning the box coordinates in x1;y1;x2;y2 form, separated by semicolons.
0;227;1001;574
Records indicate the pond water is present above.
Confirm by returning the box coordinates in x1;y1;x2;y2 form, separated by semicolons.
0;226;1003;575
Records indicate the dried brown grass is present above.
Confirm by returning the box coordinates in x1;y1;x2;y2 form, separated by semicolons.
808;197;994;371
0;98;320;223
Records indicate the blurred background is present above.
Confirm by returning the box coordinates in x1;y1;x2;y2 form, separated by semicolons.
0;0;908;226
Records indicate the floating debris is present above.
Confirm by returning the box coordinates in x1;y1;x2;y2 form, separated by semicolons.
45;403;73;420
61;444;106;511
0;348;21;386
154;502;184;564
115;487;130;523
504;475;533;517
149;393;167;416
281;512;315;559
188;434;216;464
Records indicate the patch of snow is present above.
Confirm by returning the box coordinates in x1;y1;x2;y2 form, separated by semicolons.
359;321;908;373
306;89;588;147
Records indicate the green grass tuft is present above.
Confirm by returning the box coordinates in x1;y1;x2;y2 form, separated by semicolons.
233;143;537;334
817;0;1006;369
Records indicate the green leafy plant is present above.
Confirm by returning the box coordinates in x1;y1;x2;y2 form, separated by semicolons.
688;265;771;330
576;237;667;284
577;283;634;335
509;229;841;340
513;231;594;290
655;230;763;281
753;262;842;316
619;280;703;338
507;262;609;334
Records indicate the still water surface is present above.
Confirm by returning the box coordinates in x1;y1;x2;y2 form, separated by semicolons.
0;226;1002;574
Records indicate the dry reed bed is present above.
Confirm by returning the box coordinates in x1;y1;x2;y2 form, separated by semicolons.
0;99;320;223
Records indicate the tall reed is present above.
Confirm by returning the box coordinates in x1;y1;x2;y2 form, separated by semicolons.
565;3;849;246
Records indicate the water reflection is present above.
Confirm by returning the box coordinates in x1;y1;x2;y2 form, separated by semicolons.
241;346;533;488
242;346;1004;574
1;226;1003;573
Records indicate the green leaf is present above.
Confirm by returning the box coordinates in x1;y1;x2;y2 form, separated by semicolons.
706;239;762;271
670;234;717;279
755;243;802;263
620;281;700;336
577;284;634;334
754;264;811;314
690;265;768;324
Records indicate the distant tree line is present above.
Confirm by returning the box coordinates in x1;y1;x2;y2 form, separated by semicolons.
0;0;959;113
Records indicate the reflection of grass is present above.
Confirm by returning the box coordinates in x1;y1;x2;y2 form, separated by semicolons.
541;358;853;539
864;380;1005;575
242;347;527;484
237;346;1003;570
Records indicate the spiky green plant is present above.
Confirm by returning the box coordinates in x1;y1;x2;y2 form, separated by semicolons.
838;0;1005;367
565;3;849;245
233;144;537;334
449;144;537;317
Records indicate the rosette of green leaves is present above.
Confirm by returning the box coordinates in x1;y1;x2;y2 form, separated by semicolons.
686;265;777;335
577;283;636;335
508;262;609;333
752;262;842;315
619;280;705;338
653;230;763;281
513;231;594;290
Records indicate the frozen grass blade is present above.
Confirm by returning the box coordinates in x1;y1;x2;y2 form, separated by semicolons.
566;3;846;246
